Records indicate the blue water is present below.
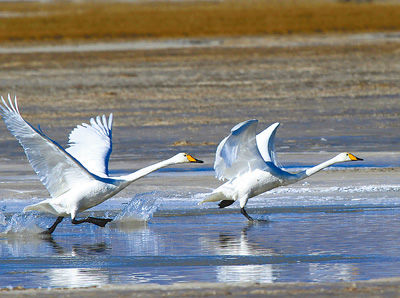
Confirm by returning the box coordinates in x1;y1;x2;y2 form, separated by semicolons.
1;180;400;288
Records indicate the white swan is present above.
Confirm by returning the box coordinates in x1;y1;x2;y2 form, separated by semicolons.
200;119;362;220
0;95;203;234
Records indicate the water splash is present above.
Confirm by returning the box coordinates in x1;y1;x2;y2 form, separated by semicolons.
113;191;162;222
0;212;43;236
0;212;5;226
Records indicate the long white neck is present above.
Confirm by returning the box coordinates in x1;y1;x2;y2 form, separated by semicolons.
293;155;340;182
119;157;178;184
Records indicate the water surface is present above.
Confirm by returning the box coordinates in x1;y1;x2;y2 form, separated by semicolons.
1;166;400;289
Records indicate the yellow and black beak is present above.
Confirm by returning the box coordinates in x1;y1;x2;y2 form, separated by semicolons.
187;154;203;163
348;153;363;161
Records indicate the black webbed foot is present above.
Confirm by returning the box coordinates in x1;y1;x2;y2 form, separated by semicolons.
87;217;113;227
72;217;112;227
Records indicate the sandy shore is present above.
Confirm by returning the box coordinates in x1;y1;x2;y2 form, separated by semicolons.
2;277;400;297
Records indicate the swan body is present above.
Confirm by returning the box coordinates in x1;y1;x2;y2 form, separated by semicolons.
0;95;203;233
201;119;362;220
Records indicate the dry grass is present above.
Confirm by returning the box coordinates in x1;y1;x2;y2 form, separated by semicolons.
1;0;400;43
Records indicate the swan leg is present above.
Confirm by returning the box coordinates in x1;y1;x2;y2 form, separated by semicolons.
40;216;64;235
240;208;254;221
71;217;112;227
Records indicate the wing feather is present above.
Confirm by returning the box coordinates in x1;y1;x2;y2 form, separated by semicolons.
256;122;280;165
0;95;95;198
214;119;267;180
66;113;113;177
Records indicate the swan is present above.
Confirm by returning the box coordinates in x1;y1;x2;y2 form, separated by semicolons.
0;95;203;234
200;119;362;221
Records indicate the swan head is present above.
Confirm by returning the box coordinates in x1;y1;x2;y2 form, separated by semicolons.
172;153;204;164
336;152;363;162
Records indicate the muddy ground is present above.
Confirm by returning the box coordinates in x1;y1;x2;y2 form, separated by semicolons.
0;33;399;162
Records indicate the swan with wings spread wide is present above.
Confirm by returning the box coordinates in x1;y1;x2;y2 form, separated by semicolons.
0;95;203;234
200;119;362;220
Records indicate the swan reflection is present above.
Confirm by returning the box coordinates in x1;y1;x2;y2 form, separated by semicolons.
201;224;278;283
47;268;109;288
308;263;357;283
41;238;112;287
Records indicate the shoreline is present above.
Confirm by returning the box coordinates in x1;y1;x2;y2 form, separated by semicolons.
0;32;400;54
2;277;400;297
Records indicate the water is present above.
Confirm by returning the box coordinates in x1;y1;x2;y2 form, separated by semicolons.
1;167;400;288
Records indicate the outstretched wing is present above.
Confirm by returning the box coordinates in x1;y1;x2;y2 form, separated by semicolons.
0;95;96;198
66;114;113;177
256;122;280;166
214;119;267;180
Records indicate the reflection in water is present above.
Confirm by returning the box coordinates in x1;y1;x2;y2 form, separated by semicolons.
44;237;110;256
217;265;275;283
2;200;400;288
38;237;112;287
47;268;109;288
308;263;357;283
0;234;115;288
201;223;278;283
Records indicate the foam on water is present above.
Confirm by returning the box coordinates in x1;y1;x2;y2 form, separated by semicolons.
270;184;400;194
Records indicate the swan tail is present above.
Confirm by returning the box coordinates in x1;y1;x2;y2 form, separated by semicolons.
199;191;229;205
23;200;62;216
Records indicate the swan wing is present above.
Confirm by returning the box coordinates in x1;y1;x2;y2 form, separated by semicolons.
256;122;280;165
214;119;267;180
66;114;113;177
0;95;96;198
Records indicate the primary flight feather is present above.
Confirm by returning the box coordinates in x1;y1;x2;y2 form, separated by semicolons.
201;119;363;220
0;95;203;234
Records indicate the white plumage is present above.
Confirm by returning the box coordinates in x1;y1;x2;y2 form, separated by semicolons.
0;95;203;234
66;114;113;177
201;119;363;220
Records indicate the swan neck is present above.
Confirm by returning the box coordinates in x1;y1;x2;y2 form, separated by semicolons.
295;156;338;181
121;157;176;183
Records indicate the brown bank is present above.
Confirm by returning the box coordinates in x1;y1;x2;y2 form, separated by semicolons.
1;278;400;297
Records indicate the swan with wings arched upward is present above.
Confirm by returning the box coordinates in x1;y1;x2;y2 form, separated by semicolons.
0;95;203;234
200;119;362;221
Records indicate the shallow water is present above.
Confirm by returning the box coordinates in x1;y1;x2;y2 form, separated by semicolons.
1;166;400;289
1;33;400;289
